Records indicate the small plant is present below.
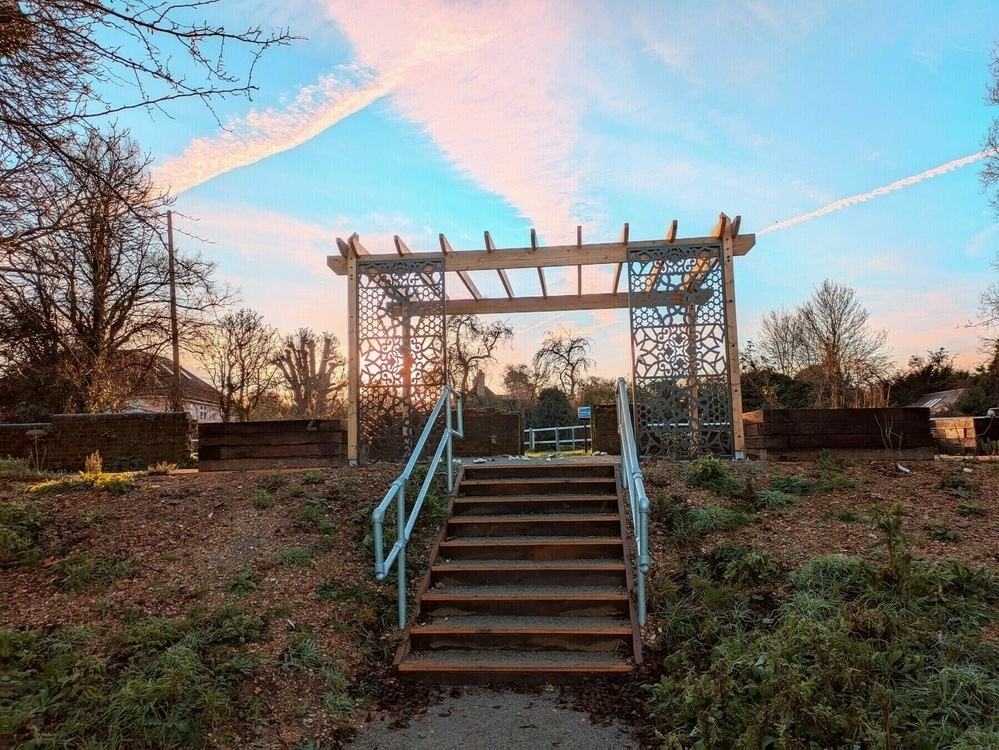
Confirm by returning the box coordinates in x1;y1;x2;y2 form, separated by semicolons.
258;472;287;492
750;489;796;510
280;546;313;567
724;548;782;586
252;488;276;509
0;499;50;566
108;455;145;472
83;450;103;476
924;518;962;543
939;473;978;499
92;472;135;494
685;456;745;497
688;505;750;534
832;508;864;522
279;634;324;671
56;553;133;592
146;461;177;476
228;566;262;596
301;497;330;527
771;475;816;495
301;470;325;485
957;503;986;518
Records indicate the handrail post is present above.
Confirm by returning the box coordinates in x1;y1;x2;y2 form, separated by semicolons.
397;483;406;628
446;398;454;493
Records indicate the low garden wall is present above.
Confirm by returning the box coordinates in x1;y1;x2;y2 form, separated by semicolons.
744;408;935;461
591;404;620;455
930;416;999;455
0;413;196;471
454;408;523;457
198;419;347;471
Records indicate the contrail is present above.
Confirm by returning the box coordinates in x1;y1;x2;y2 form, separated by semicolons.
758;149;993;235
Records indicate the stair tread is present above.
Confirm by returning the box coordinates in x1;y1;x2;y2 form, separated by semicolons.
398;649;632;670
423;584;627;598
434;559;625;569
454;494;617;501
442;536;622;544
449;513;620;523
413;615;630;632
461;477;614;485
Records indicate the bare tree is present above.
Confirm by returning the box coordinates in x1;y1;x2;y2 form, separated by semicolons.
198;309;279;422
446;315;513;400
0;126;227;415
755;280;891;408
274;329;347;419
1;1;294;258
532;327;595;403
502;363;536;406
753;308;806;377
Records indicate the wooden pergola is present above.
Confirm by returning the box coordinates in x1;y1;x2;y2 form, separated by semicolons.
328;213;755;464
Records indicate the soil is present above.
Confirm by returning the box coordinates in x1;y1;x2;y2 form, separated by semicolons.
3;454;998;747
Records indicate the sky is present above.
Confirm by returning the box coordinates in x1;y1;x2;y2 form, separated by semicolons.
119;0;999;390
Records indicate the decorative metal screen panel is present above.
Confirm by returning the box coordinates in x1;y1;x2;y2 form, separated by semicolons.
628;243;734;457
357;258;445;461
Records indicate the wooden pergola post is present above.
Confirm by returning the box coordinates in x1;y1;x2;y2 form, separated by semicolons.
720;216;746;458
346;238;360;465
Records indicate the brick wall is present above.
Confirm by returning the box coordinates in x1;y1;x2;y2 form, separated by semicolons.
454;409;523;457
0;413;196;470
590;404;620;455
198;419;347;471
745;408;935;460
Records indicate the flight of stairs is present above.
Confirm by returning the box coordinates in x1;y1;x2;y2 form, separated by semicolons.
394;460;642;684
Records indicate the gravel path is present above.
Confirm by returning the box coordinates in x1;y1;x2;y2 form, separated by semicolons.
349;686;638;749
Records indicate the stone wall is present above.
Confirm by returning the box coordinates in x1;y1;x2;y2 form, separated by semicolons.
0;413;196;470
744;408;935;461
454;409;523;457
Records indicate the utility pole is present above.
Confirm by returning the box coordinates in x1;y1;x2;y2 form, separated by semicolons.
167;211;183;412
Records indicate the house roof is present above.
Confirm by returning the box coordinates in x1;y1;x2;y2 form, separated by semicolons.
909;388;965;413
131;354;220;405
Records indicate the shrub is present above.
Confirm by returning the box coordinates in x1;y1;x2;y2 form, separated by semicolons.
83;450;103;476
0;499;50;565
684;456;745;497
301;471;325;485
146;462;177;476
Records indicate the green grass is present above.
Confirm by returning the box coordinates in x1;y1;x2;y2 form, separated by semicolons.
749;489;796;510
56;553;134;592
252;488;276;509
0;498;50;565
25;471;136;496
301;471;325;485
924;518;962;542
644;507;999;749
5;603;265;747
278;634;324;671
279;546;313;567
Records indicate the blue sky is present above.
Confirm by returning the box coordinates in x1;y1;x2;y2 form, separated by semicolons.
121;1;998;387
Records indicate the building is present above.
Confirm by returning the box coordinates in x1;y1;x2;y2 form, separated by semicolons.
124;355;222;423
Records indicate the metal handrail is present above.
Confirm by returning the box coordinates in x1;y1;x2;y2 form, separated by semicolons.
524;424;590;452
372;386;464;628
616;377;650;625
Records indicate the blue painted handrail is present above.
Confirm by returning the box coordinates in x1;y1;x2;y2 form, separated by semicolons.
616;377;650;625
372;386;463;628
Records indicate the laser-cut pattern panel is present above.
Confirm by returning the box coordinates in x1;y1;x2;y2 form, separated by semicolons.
628;244;733;457
357;259;445;461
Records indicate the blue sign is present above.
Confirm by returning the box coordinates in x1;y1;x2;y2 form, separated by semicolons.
578;406;591;419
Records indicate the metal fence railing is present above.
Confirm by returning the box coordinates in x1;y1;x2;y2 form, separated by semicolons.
372;386;463;628
523;424;590;452
616;377;650;625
